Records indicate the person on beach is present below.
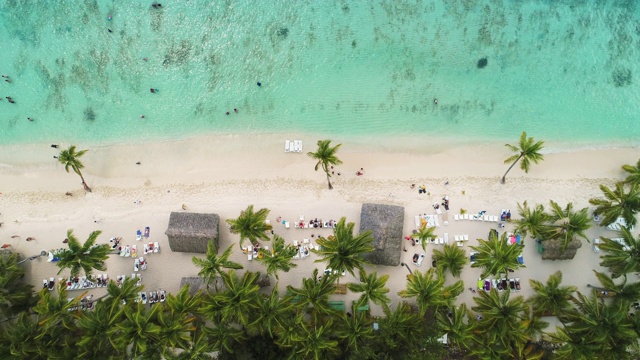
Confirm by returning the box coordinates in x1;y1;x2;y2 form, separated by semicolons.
51;144;59;148
136;162;141;165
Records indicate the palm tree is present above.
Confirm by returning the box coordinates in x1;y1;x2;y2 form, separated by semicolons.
307;139;343;190
192;242;243;289
501;131;544;184
165;324;215;360
313;217;374;281
589;182;640;228
156;307;196;357
374;302;427;356
101;276;143;320
398;268;463;316
470;231;524;278
165;285;202;318
204;321;246;355
591;270;640;306
76;300;119;358
56;229;110;277
546;201;591;252
58;145;91;192
514;201;550;240
622;158;640;186
286;268;337;318
0;252;36;320
551;291;636;359
599;226;640;277
226;205;272;249
346;270;391;310
110;302;161;358
410;225;437;251
436;303;473;350
471;289;530;351
202;270;260;327
527;271;577;317
255;234;298;279
432;243;467;278
248;286;295;337
337;310;374;351
290;320;339;360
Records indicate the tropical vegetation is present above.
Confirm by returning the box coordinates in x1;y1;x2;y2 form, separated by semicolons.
469;231;525;278
501;131;545;184
56;229;111;277
225;204;272;249
58;145;91;192
589;182;640;228
307;139;343;190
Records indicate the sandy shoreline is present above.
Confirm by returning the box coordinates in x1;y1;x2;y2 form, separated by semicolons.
0;135;637;324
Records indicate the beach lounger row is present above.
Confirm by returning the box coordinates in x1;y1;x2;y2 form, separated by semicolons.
453;213;501;222
118;242;160;257
606;217;634;231
477;277;521;292
138;290;166;305
294;219;338;229
415;214;440;229
454;234;470;247
243;245;272;260
59;276;98;291
284;140;303;153
67;295;95;311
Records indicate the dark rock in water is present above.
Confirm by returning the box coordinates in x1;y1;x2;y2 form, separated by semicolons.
84;107;96;122
277;27;289;38
612;67;632;87
477;57;488;69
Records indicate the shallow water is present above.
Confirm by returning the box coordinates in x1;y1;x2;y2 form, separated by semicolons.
1;0;639;146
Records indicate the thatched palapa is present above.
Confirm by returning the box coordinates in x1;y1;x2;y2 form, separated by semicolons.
360;203;404;266
165;212;219;254
539;238;582;260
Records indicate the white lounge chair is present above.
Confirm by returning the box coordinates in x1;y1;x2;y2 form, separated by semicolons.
444;233;449;244
154;242;159;253
285;221;290;229
285;140;290;152
294;140;303;152
456;241;463;247
463;235;469;241
454;214;459;221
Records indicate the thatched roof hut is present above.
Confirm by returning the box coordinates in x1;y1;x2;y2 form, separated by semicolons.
165;212;219;254
539;238;582;260
360;203;404;266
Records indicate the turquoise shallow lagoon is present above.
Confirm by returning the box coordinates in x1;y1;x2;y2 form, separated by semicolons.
1;0;639;146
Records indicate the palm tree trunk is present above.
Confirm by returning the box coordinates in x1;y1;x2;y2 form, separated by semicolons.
500;154;523;184
78;171;92;192
325;171;333;190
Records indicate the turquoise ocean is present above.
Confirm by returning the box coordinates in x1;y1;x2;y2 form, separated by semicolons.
1;0;639;147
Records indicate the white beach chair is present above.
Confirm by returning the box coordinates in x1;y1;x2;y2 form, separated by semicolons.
294;140;303;152
483;215;489;221
293;240;299;247
456;241;463;247
415;215;421;229
285;221;290;229
463;214;469;220
454;235;460;242
285;140;290;152
444;233;449;244
300;215;305;221
303;238;309;244
454;214;459;221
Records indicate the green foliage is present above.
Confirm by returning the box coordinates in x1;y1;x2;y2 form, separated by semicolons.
286;268;337;319
470;231;525;278
501;131;545;183
527;271;577;317
622;158;640;186
410;225;437;251
599;226;640;277
589;182;640;228
347;270;391;310
307;139;343;189
255;234;298;279
192;242;243;289
398;268;463;316
56;229;110;277
0;252;35;320
515;201;550;240
432;243;467;278
225;205;272;249
313;217;374;280
58;145;91;191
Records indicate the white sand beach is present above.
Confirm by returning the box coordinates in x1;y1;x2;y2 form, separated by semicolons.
0;135;637;325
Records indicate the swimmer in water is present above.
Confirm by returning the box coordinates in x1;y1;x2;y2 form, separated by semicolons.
434;98;438;105
108;15;112;21
140;115;145;119
27;117;33;121
257;82;262;86
234;108;238;113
